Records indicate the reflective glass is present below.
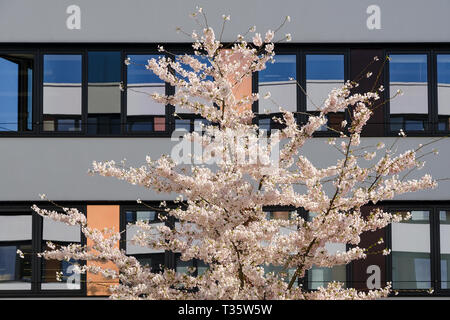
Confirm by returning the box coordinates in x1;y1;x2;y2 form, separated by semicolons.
0;54;34;132
0;215;32;290
437;55;450;130
391;211;431;289
127;54;166;132
43;55;82;132
41;217;81;290
440;211;450;289
259;54;296;113
307;212;347;289
88;51;121;134
389;54;428;131
306;55;344;111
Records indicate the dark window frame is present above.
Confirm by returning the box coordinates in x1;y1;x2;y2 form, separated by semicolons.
301;49;351;137
0;49;38;135
0;204;87;298
384;204;450;297
384;50;434;136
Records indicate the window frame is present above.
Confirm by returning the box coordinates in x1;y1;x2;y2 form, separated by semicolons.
0;204;87;298
254;47;301;132
384;50;434;136
0;49;38;135
384;204;449;297
301;49;350;137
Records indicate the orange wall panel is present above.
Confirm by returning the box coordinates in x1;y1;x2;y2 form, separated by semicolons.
86;205;120;296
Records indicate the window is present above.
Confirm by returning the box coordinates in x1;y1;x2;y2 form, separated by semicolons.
388;54;428;132
122;207;208;277
0;214;32;290
264;210;297;284
0;53;34;132
126;54;167;133
439;210;450;290
124;210;166;273
258;54;297;131
306;212;347;289
437;55;450;131
43;54;82;132
305;54;345;132
390;210;431;290
0;206;85;295
87;51;122;135
174;55;213;132
41;217;81;290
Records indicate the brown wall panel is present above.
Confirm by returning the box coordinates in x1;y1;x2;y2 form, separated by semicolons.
86;205;120;296
352;205;387;290
350;49;385;137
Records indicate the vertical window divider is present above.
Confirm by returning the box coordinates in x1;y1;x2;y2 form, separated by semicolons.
383;49;391;137
299;50;307;126
81;49;88;135
427;50;434;134
430;50;438;135
31;210;42;293
295;48;301;125
385;219;392;289
37;49;44;134
120;49;127;135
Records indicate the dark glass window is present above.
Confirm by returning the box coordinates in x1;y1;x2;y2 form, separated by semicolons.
0;214;32;290
126;54;166;133
43;54;82;132
437;55;450;131
439;211;450;289
391;211;431;290
263;210;297;284
389;54;428;132
306;54;345;132
259;54;296;114
87;51;121;134
306;212;346;289
41;217;81;290
125;210;165;273
174;55;213;132
0;54;34;132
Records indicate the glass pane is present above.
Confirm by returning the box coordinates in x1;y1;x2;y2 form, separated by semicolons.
308;242;347;289
308;264;346;289
41;217;81;290
306;55;344;111
389;55;428;122
0;215;32;290
437;55;450;129
176;255;193;274
391;210;431;289
175;55;212;115
440;211;450;289
126;211;164;254
197;260;209;276
259;54;296;113
126;54;166;133
88;51;121;134
0;54;34;132
136;253;165;273
306;212;347;289
43;55;82;132
175;119;191;131
259;118;270;131
263;264;296;284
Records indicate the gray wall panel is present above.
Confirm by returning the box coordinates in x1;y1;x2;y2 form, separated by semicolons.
0;137;448;201
0;0;449;43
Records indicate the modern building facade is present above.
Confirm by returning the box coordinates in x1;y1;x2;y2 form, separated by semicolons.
0;0;450;298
